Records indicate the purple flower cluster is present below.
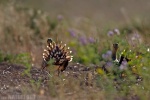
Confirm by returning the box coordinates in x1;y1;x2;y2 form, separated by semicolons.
114;28;120;35
79;36;88;45
88;37;95;43
106;61;113;67
104;61;113;71
79;36;96;45
68;29;96;45
131;32;141;41
119;59;128;70
107;31;114;36
107;28;120;36
102;50;112;61
68;29;76;37
129;31;143;46
57;14;63;21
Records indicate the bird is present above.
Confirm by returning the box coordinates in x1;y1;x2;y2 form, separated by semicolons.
41;38;73;75
112;43;131;65
111;43;142;80
101;43;119;74
101;43;131;77
98;43;142;85
112;43;130;78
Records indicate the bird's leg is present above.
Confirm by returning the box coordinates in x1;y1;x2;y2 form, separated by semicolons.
57;66;62;76
41;59;48;72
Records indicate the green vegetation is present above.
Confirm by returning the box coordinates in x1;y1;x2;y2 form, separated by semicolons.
0;52;32;76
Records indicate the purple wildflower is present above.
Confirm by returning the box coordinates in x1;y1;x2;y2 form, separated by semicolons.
88;37;95;43
106;61;113;67
102;50;112;60
107;31;114;36
113;28;120;35
68;29;76;37
79;36;88;45
106;50;112;57
122;60;128;66
134;32;140;39
119;59;128;70
102;54;108;60
105;62;113;71
132;32;140;41
57;15;63;21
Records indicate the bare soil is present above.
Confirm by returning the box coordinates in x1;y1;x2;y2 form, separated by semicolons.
0;62;95;99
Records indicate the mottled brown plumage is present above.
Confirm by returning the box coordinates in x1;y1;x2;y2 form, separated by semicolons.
112;43;119;61
42;38;73;75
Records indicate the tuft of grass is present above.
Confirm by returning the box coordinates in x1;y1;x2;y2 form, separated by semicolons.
2;52;32;76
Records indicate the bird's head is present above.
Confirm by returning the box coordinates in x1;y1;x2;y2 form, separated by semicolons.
113;43;119;51
47;38;53;44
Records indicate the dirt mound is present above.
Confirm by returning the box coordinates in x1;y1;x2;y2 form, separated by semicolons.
0;63;49;96
0;62;95;98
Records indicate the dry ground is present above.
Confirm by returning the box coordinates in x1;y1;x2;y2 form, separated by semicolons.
0;62;99;100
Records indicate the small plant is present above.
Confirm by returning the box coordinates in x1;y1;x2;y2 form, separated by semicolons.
30;78;42;93
15;53;32;76
3;52;32;76
68;32;100;65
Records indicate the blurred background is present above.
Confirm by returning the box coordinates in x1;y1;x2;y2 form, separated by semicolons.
16;0;150;26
